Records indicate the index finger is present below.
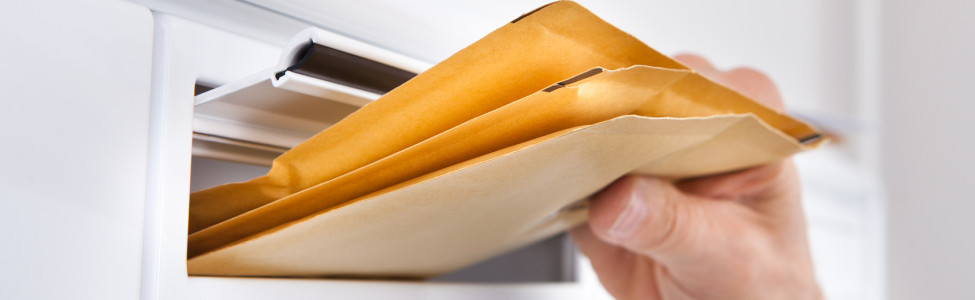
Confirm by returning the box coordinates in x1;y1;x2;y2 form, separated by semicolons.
672;54;785;111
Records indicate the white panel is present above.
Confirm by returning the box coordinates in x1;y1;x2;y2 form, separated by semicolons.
796;149;884;300
0;0;153;299
882;1;975;299
241;0;549;63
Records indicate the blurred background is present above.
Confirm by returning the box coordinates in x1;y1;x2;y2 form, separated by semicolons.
3;0;973;299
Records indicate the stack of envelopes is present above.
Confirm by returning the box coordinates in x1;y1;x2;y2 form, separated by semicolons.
187;1;823;278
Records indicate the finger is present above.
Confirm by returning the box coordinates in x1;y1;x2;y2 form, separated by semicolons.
722;67;785;110
673;53;717;71
673;53;785;111
676;161;786;200
678;161;803;228
673;53;724;80
586;175;757;268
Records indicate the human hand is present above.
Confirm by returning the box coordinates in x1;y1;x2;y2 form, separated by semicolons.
570;54;823;300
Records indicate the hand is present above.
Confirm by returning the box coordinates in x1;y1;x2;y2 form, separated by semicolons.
570;54;823;300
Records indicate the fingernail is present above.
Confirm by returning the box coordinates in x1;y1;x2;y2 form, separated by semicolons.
607;180;648;243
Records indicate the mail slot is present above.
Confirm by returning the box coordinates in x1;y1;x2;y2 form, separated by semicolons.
185;22;587;280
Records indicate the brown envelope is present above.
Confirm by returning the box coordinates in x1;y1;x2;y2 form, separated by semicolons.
186;1;822;277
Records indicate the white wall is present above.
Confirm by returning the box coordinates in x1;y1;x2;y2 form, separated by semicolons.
882;1;975;299
0;0;153;299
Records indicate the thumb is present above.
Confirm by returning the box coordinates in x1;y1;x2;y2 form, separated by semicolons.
587;175;757;267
